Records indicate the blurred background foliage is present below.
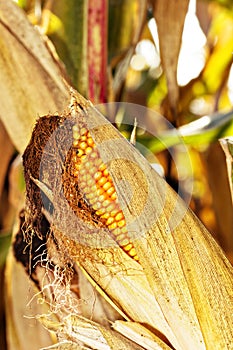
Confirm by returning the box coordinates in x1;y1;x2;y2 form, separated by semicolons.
11;0;232;257
0;0;233;348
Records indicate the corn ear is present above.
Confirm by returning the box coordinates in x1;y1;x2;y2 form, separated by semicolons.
21;92;233;349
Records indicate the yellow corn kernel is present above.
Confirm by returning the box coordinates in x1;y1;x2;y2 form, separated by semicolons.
80;155;86;161
72;154;78;163
77;149;84;157
94;158;102;166
79;181;86;189
88;166;98;175
85;147;93;155
92;202;102;211
103;168;109;177
99;163;106;171
95;208;105;216
73;131;80;140
117;219;126;228
106;217;115;226
88;198;98;205
123;243;133;252
106;186;115;196
111;227;121;234
90;185;98;194
85;192;96;200
117;238;130;247
87;137;94;146
102;181;112;191
80;127;87;135
105;203;117;214
108;222;117;230
86;178;95;188
98;177;107;187
100;212;110;219
79;141;88;150
103;200;111;208
96;187;105;196
98;194;106;203
111;192;117;201
115;212;124;222
110;210;119;217
128;248;137;257
94;171;102;181
84;161;92;169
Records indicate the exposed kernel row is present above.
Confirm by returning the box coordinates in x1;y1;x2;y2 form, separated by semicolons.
70;126;139;261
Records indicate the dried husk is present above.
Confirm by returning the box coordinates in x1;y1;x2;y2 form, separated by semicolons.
21;92;233;350
153;0;189;117
5;246;55;350
39;314;146;350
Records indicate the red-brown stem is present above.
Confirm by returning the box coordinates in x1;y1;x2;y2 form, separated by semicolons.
88;0;108;104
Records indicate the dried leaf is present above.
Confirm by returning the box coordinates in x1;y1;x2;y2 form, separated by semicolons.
109;0;147;98
49;0;88;96
40;314;145;350
0;0;69;153
8;156;25;210
204;142;233;261
5;248;54;350
78;267;122;326
112;320;172;350
153;0;189;115
220;137;233;203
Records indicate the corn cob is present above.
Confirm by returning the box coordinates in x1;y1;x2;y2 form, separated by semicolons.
71;125;139;261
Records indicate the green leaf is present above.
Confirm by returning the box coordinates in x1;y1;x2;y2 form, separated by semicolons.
148;110;233;153
49;0;88;96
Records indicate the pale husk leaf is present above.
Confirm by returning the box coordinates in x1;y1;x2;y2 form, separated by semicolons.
0;0;69;153
39;314;145;350
4;248;54;350
112;320;173;350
